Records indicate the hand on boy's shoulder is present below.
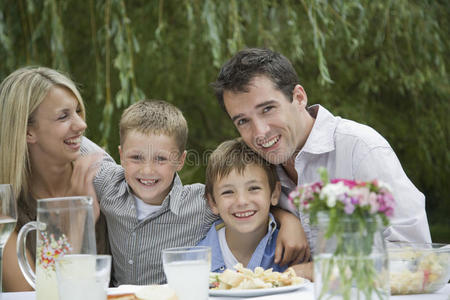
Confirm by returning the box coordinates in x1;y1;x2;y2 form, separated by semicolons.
273;207;311;266
71;152;104;183
69;152;105;220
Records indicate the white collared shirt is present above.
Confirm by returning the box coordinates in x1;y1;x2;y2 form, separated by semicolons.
278;105;432;251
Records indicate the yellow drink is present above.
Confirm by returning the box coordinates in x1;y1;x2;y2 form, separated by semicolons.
36;263;59;300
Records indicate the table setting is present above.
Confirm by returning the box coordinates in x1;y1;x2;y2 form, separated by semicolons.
3;283;450;300
1;172;450;300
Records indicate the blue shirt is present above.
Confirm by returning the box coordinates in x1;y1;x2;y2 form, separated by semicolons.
197;213;286;273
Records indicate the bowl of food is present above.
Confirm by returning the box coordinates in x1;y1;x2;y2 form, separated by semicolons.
387;242;450;295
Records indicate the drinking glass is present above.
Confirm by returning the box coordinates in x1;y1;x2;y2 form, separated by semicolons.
162;246;211;300
17;196;97;300
56;254;111;300
0;184;17;298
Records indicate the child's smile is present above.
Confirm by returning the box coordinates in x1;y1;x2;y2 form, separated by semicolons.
119;130;185;205
138;178;159;186
209;164;279;239
233;210;257;219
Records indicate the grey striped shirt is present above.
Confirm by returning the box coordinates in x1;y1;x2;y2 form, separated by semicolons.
80;136;109;157
93;161;217;285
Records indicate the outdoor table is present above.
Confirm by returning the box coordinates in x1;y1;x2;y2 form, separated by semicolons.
3;284;449;300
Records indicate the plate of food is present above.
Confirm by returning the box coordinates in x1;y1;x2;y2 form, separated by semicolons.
209;263;310;297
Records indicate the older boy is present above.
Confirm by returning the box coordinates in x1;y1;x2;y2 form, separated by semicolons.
91;100;215;285
198;138;289;273
87;100;308;285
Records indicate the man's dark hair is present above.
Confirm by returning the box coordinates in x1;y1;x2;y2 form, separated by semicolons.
212;48;299;111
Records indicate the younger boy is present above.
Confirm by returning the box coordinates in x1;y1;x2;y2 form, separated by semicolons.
198;138;286;272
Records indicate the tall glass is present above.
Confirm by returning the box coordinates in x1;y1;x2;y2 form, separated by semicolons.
17;196;96;300
0;184;17;298
56;254;111;300
162;246;211;300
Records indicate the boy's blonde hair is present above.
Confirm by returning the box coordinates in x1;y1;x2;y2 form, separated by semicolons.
205;138;279;200
119;100;188;153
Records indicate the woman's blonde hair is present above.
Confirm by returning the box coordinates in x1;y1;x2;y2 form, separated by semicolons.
0;66;86;199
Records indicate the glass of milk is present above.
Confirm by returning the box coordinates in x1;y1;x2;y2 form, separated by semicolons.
56;254;111;300
162;246;211;300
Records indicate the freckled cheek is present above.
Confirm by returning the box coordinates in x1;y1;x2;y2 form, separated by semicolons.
159;166;174;177
261;203;271;213
125;165;140;178
219;200;233;213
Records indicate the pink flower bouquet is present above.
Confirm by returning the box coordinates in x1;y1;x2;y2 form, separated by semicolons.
289;168;394;230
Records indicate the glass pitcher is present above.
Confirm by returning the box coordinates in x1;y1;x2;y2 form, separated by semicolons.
17;196;97;300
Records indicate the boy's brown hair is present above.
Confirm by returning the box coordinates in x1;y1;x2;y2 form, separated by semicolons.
119;99;188;153
205;138;279;200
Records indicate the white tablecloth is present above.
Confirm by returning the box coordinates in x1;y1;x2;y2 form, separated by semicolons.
3;284;449;299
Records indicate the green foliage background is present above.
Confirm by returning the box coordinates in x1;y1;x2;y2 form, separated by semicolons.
1;0;448;242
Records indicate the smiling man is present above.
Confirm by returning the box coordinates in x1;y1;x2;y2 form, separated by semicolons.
212;48;432;254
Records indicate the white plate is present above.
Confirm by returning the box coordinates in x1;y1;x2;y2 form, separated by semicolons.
209;280;310;297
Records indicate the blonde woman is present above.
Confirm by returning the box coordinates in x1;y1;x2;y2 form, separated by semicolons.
0;66;110;291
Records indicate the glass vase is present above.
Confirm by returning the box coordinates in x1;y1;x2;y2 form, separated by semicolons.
313;213;389;300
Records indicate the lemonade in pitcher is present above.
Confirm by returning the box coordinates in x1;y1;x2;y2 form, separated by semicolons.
17;197;97;300
35;232;72;300
36;263;58;300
